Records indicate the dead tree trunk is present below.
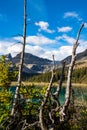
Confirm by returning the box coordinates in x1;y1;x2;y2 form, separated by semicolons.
39;55;55;130
53;61;66;104
39;23;84;130
59;23;84;122
11;0;27;116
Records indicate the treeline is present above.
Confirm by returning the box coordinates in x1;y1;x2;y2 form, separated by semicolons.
27;67;87;83
72;67;87;83
28;69;62;83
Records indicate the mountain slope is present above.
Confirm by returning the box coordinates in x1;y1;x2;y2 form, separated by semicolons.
12;53;52;65
12;53;52;73
61;49;87;66
6;49;87;73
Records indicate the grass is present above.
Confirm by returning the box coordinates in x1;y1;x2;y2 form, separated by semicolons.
11;81;87;87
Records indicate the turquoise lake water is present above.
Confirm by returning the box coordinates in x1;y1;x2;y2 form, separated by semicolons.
8;86;87;104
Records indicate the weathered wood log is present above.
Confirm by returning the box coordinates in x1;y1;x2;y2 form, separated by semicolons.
59;23;84;122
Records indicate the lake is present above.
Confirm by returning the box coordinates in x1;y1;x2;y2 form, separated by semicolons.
8;85;87;104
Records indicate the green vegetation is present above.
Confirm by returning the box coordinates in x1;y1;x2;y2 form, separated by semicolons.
0;84;48;129
72;67;87;83
19;84;47;117
28;67;87;84
0;56;17;125
28;69;62;82
0;84;87;130
0;56;87;129
0;55;17;90
0;90;12;124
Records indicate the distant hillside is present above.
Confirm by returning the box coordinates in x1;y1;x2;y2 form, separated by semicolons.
11;53;52;73
12;53;52;65
5;49;87;74
61;49;87;68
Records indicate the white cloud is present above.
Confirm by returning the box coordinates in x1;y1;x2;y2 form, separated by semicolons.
25;45;73;61
56;34;75;44
0;40;22;56
25;45;45;57
0;38;71;60
43;44;87;61
11;34;87;60
39;46;73;60
13;36;23;43
64;12;78;18
62;34;75;44
14;34;57;45
58;26;72;32
0;41;11;53
84;22;87;28
35;21;55;33
26;35;56;45
0;35;87;61
63;12;82;21
7;44;22;56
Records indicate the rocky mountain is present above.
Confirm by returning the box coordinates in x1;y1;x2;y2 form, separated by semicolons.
6;53;12;60
5;49;87;74
61;49;87;67
12;53;52;65
12;53;52;73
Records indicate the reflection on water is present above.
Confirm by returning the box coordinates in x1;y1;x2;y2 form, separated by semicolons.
8;86;16;93
8;86;87;104
74;86;87;102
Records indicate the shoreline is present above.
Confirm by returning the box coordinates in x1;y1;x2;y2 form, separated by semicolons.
11;82;87;87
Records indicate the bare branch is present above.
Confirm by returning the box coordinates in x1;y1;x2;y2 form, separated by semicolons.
39;55;55;130
21;121;39;130
59;23;84;122
11;0;27;116
48;61;66;124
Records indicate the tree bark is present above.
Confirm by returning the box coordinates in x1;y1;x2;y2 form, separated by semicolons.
48;61;66;125
11;0;27;116
59;23;84;122
53;61;65;102
39;55;55;130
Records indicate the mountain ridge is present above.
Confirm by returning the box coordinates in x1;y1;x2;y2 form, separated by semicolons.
5;49;87;73
61;49;87;64
12;52;52;65
11;52;52;73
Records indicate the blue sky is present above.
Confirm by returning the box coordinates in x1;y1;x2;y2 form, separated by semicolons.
0;0;87;60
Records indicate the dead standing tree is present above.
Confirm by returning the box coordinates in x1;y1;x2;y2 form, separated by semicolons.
0;1;27;129
11;0;27;116
59;23;84;123
39;55;56;130
39;23;84;130
1;0;84;128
